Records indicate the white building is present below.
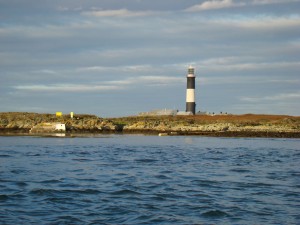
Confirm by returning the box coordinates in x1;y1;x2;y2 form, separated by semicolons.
55;123;66;131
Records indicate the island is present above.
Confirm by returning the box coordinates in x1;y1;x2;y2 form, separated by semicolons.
0;112;299;138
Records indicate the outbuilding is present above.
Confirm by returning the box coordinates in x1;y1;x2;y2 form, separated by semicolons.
55;123;66;131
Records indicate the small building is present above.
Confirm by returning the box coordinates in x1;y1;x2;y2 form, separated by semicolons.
139;109;178;116
30;122;65;133
176;111;193;116
55;123;66;131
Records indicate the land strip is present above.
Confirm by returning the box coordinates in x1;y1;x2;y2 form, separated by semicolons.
0;112;299;138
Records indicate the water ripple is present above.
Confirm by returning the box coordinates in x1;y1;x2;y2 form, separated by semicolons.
202;209;230;218
0;135;299;224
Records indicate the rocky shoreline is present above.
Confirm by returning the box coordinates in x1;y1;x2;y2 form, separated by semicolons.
0;112;299;138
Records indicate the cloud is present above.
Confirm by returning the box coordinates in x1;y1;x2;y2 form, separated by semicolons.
81;8;153;17
57;6;83;12
198;57;300;72
0;26;63;39
33;69;58;75
1;1;299;116
105;76;183;86
76;65;155;73
185;0;245;12
12;75;183;93
185;0;300;12
13;84;121;92
252;0;300;5
240;92;300;102
229;16;300;29
138;76;183;84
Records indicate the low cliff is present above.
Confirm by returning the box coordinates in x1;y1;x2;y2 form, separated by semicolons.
0;112;299;137
110;114;300;137
0;112;120;133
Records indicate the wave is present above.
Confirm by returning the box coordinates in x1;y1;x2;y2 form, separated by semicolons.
202;209;230;218
29;188;102;196
110;189;142;196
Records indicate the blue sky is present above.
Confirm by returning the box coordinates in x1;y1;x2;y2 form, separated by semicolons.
0;0;299;117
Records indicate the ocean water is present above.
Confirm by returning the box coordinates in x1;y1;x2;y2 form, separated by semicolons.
0;135;299;225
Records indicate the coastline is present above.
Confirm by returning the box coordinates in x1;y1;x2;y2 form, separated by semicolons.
0;112;299;138
1;130;300;138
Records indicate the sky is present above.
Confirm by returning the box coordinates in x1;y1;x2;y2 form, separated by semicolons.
0;0;300;117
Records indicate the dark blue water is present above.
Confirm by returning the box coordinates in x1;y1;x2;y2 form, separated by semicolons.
0;135;299;224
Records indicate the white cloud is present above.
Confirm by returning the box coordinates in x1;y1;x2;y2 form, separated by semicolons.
81;8;153;17
195;14;300;31
185;0;300;12
57;6;83;12
13;84;121;92
106;76;183;86
76;66;109;72
198;57;300;72
139;76;182;84
252;0;300;5
185;0;245;12
269;79;300;84
77;65;155;73
230;16;300;29
33;69;58;75
0;25;72;39
240;92;300;102
12;75;183;93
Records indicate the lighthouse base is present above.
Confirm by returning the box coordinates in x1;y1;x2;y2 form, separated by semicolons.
186;102;196;115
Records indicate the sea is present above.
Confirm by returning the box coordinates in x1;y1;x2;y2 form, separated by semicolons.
0;134;299;225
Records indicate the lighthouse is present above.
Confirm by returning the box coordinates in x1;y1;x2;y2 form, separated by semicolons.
186;66;196;114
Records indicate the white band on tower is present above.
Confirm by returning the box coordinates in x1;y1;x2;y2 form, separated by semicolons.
186;66;196;114
186;89;195;102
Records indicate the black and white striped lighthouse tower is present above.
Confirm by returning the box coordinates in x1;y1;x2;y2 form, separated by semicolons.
186;66;196;114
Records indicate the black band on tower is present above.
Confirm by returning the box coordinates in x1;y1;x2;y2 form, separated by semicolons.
186;66;196;115
186;102;196;115
187;77;195;89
